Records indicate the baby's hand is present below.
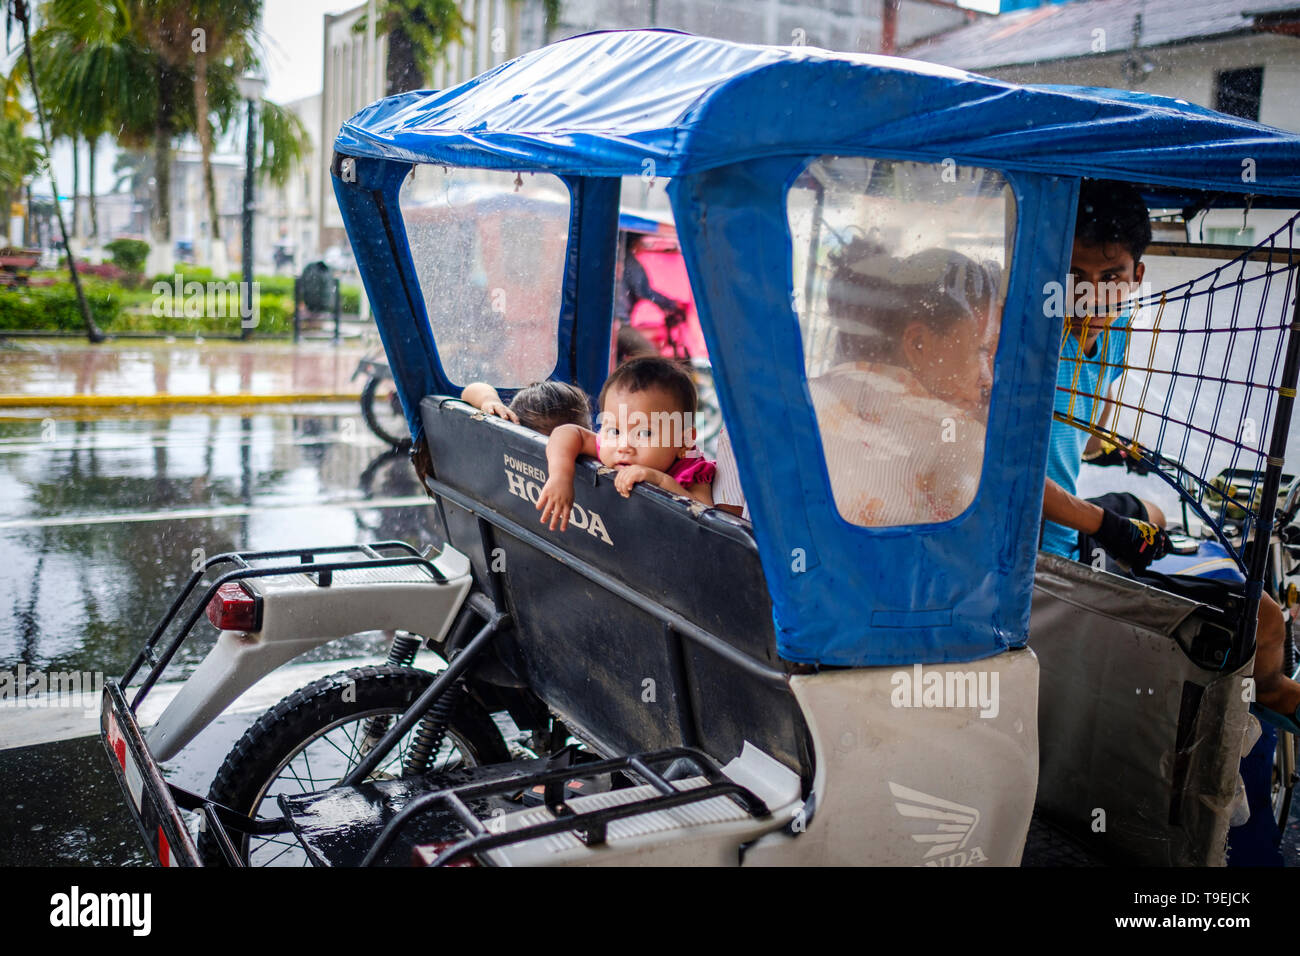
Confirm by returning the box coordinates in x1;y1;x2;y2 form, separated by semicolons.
481;400;518;423
537;474;574;531
614;465;655;498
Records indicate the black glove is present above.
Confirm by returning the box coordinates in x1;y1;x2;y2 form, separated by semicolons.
1094;508;1171;571
1081;439;1151;475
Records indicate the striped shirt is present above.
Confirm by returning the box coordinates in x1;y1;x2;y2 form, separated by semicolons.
712;426;750;520
1041;315;1131;558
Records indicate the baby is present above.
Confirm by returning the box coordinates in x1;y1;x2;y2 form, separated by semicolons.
537;356;715;531
461;380;592;435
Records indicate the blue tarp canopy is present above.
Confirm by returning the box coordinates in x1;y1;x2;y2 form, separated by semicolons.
337;28;1300;201
332;29;1300;667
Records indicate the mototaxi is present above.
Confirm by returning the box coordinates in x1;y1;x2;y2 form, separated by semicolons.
98;28;1300;867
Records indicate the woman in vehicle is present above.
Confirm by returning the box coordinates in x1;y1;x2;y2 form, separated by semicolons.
714;242;997;526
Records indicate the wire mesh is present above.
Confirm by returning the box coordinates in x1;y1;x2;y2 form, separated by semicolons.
1054;211;1300;575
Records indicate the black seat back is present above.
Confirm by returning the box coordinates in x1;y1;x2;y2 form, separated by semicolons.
1031;552;1251;865
420;397;809;779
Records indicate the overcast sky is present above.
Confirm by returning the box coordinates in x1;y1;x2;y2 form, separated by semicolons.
262;0;355;105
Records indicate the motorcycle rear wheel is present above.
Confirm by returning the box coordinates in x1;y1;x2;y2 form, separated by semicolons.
198;665;509;866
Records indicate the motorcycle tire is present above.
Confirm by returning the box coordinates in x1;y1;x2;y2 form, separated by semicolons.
198;665;510;866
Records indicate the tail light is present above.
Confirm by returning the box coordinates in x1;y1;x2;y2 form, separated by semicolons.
206;582;261;632
412;841;478;866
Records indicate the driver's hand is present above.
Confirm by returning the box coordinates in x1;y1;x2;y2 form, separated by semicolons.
1082;439;1151;475
1094;508;1171;572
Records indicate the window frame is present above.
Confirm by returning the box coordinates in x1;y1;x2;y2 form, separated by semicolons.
396;164;578;392
780;152;1021;534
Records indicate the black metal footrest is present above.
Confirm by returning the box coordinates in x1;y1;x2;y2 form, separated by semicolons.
366;747;768;867
279;759;544;867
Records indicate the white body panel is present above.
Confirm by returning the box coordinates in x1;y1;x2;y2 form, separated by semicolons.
475;649;1037;866
146;546;473;762
743;647;1039;867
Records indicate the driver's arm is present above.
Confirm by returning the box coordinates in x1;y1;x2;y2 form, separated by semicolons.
1042;477;1103;535
1042;477;1169;571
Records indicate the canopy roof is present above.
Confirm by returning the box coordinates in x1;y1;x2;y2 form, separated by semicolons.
336;28;1300;199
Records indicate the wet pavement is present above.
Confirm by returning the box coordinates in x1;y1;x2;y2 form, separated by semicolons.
0;401;440;865
0;340;366;401
2;343;1300;867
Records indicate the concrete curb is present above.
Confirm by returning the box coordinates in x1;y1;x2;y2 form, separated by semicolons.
0;392;361;408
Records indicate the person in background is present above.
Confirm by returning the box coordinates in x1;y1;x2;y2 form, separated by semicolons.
1041;178;1300;733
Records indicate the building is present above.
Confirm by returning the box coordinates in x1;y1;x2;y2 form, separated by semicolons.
317;0;989;250
906;0;1300;242
170;148;245;267
525;0;978;53
259;94;322;274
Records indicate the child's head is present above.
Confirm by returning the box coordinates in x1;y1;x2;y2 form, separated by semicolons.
509;381;592;435
1070;178;1150;328
595;356;697;472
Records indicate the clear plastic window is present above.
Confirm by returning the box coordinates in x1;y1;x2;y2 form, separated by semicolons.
400;166;571;386
786;156;1015;527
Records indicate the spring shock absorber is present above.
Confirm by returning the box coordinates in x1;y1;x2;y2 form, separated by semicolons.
403;678;469;776
360;632;424;746
385;631;422;667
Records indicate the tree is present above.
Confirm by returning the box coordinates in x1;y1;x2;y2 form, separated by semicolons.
185;0;261;242
256;99;310;188
30;0;309;278
121;0;198;267
126;0;307;264
0;69;40;231
355;0;471;96
0;115;42;223
10;0;103;341
31;0;154;246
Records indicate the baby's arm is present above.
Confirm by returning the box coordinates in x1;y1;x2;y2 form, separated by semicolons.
461;382;517;423
614;466;714;507
537;424;598;531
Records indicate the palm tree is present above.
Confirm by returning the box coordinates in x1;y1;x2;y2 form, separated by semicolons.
186;0;261;243
256;99;310;188
30;0;309;278
12;0;103;340
0;115;42;225
121;0;197;269
128;1;308;266
31;0;153;246
356;0;471;95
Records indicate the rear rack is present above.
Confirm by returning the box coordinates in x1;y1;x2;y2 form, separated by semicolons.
278;746;771;867
120;540;449;710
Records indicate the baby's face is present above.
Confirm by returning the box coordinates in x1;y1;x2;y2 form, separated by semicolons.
597;385;691;472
